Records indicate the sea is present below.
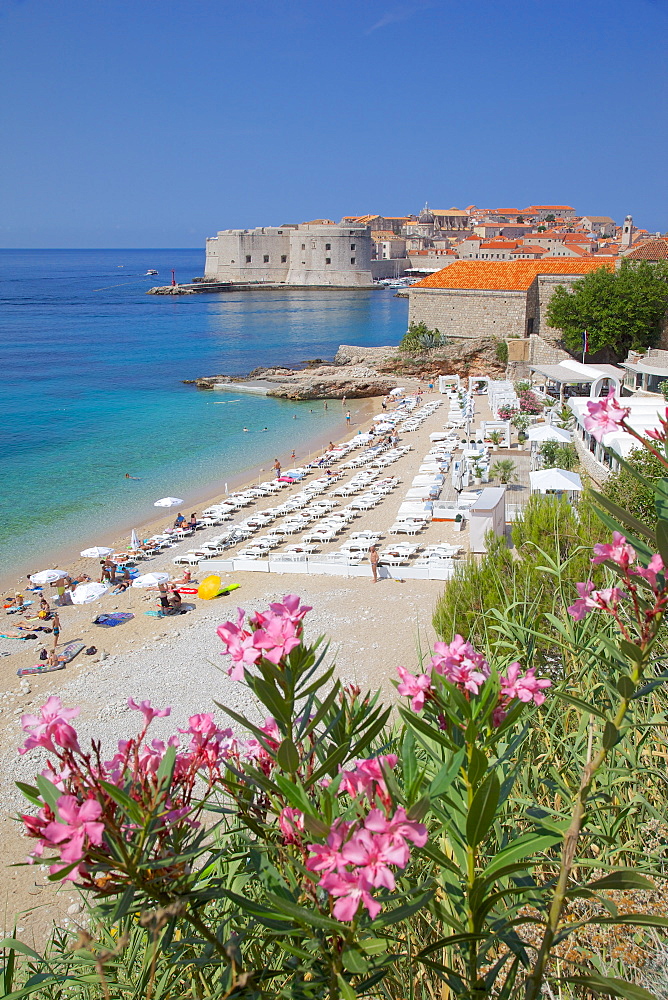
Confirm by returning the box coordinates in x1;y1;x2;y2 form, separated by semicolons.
0;249;408;581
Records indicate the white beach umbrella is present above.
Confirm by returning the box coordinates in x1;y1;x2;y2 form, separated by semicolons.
132;572;170;588
129;529;140;550
389;387;404;396
80;546;115;558
31;569;69;585
527;424;573;444
71;582;109;605
153;497;184;507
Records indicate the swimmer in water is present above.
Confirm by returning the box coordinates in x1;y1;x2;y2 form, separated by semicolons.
125;473;140;479
243;427;249;432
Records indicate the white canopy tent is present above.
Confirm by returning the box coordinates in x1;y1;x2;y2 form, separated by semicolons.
529;468;583;494
527;424;573;444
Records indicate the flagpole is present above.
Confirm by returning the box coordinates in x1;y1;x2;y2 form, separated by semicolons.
582;329;588;364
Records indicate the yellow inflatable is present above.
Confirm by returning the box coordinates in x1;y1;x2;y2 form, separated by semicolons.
197;575;239;600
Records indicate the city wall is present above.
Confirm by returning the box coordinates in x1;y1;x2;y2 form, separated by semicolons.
408;287;528;340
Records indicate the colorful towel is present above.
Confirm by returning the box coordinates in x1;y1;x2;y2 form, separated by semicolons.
0;633;30;641
93;612;134;628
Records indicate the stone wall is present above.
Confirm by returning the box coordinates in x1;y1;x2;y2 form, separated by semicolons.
371;259;410;279
535;274;581;343
408;287;528;340
204;228;292;283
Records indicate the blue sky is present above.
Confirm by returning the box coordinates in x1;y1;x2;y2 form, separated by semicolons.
1;0;666;247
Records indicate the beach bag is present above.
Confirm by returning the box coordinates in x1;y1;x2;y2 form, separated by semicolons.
39;649;47;661
85;646;97;655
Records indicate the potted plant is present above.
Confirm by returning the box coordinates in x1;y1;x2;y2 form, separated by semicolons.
490;458;517;485
488;430;503;450
473;463;483;485
453;513;464;531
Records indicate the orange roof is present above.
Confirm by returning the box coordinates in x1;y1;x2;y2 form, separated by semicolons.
510;245;547;255
624;238;668;260
371;231;403;240
526;205;575;211
410;258;615;291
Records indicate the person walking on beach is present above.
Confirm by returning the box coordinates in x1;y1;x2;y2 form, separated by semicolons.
369;545;379;584
346;410;351;425
51;611;61;649
341;395;346;408
273;458;281;478
291;449;296;460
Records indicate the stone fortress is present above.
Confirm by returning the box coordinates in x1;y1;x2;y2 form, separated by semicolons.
204;222;373;287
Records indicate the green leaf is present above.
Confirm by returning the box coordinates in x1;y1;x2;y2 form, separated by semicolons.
484;833;561;880
342;948;369;974
265;892;344;932
0;940;42;963
35;775;61;812
359;938;388;956
560;974;659;999
556;692;607;721
14;782;42;808
429;750;465;798
156;744;176;785
603;721;621;749
466;771;500;847
617;674;637;698
99;780;144;825
276;738;300;773
336;973;357;1000
585;871;656;891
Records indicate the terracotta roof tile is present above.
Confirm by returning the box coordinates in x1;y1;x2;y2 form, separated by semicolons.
409;258;615;292
623;238;668;260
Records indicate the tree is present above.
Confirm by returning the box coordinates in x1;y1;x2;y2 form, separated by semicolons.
600;446;667;525
544;213;556;223
516;215;524;224
546;259;668;359
539;441;578;470
490;458;517;483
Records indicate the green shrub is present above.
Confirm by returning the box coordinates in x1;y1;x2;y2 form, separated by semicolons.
398;321;446;353
494;338;508;364
540;441;578;470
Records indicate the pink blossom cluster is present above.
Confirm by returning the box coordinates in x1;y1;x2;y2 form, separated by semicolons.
304;806;427;921
19;697;233;882
217;595;312;680
431;635;491;695
517;390;543;415
568;532;665;623
583;388;631;443
338;754;398;808
396;635;551;729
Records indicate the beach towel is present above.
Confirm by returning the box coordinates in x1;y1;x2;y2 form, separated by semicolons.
0;632;31;641
5;601;33;614
93;612;134;628
17;641;86;676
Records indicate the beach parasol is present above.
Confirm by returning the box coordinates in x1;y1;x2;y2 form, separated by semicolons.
131;572;170;588
80;546;115;558
154;497;184;507
31;569;69;585
71;582;109;605
129;529;140;550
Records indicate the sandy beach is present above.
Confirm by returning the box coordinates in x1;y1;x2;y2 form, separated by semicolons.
0;381;495;944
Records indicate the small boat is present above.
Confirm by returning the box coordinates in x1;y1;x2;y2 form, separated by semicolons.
145;269;158;276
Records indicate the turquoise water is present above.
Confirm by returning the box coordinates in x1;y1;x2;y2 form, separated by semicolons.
0;249;408;578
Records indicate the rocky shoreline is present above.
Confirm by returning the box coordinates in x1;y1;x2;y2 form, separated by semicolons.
184;340;504;401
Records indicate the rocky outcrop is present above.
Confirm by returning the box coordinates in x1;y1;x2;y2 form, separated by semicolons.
147;285;196;295
184;336;505;399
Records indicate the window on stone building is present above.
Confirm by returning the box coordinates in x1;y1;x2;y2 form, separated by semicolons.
246;255;252;263
351;244;356;250
263;255;269;263
301;244;306;250
312;242;317;249
350;257;356;264
325;243;331;250
281;255;287;263
326;257;331;264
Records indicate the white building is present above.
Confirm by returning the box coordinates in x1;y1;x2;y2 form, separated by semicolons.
204;223;373;287
569;395;666;471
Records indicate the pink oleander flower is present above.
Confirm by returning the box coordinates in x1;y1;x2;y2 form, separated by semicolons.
583;388;630;443
634;553;665;590
127;699;171;726
42;795;105;880
430;635;490;695
217;610;261;679
500;663;551;706
278;807;305;844
341;828;407;889
364;806;428;849
338;755;398;802
20;697;81;755
252;594;312;629
568;581;625;621
591;531;636;569
567;580;597;620
396;665;433;712
319;870;381;921
306;820;351;874
252;615;301;664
